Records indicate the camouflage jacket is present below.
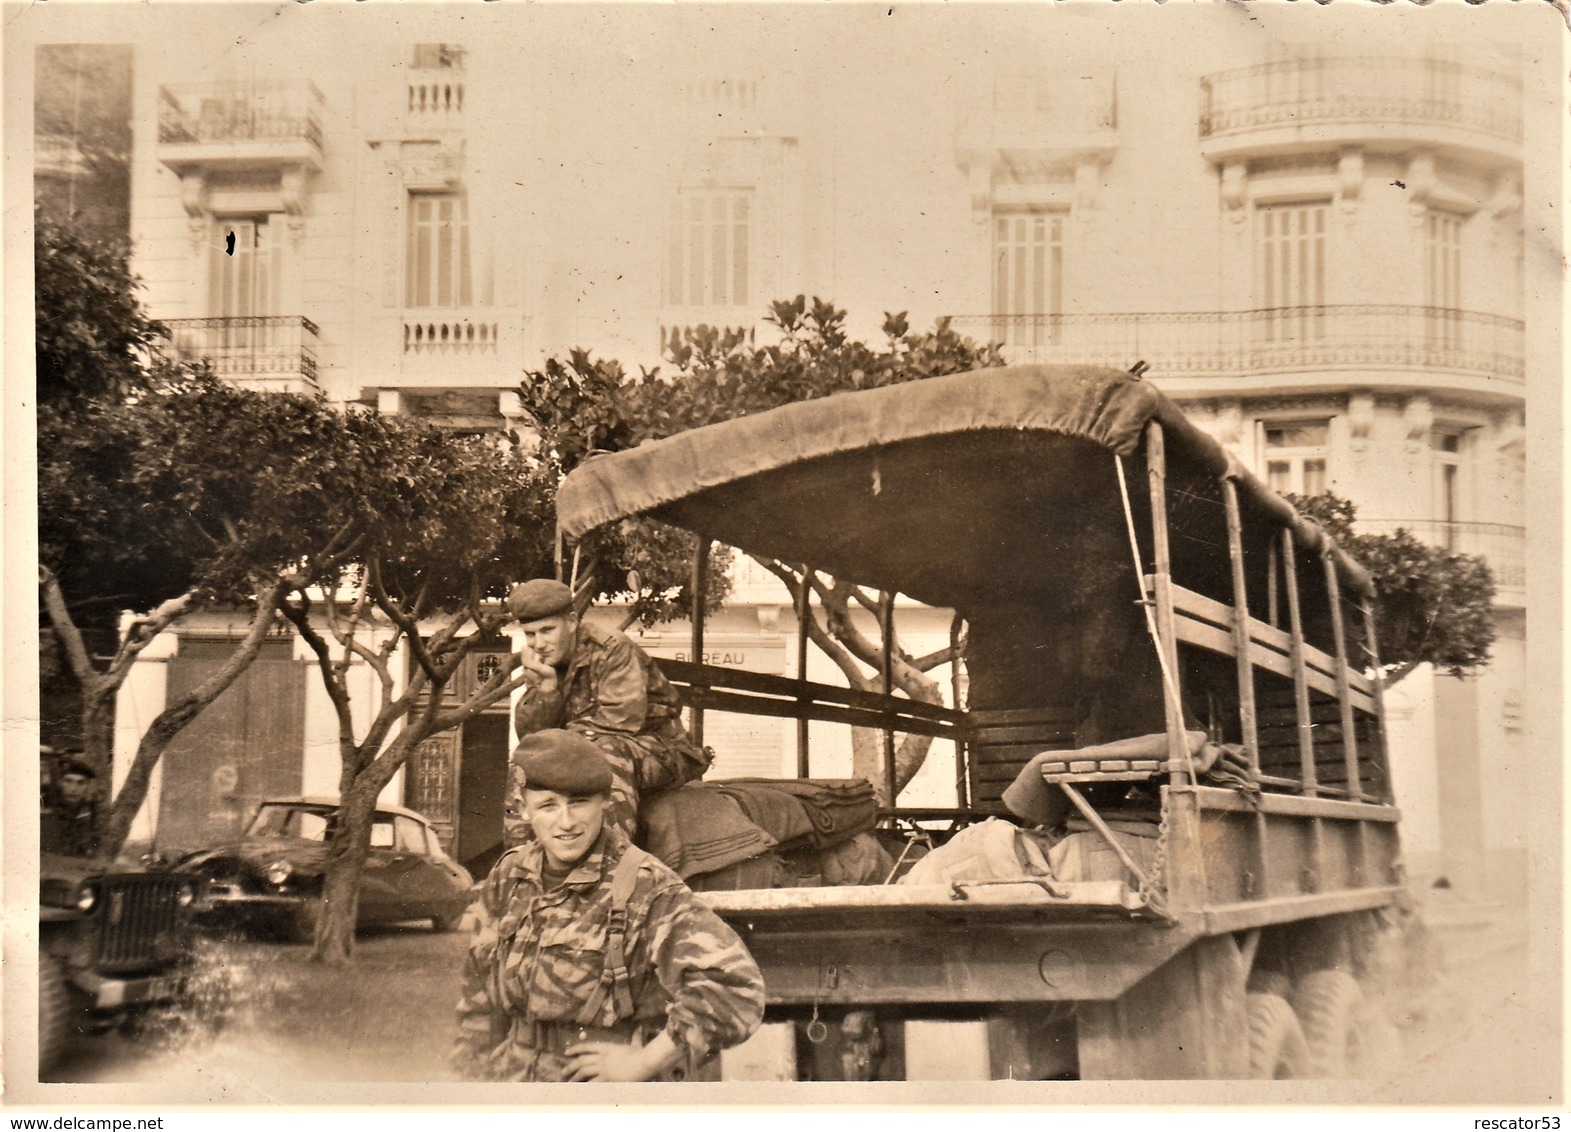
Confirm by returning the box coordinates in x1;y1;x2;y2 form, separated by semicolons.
513;622;704;793
453;826;765;1082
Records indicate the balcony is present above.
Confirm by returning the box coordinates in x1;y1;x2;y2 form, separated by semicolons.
678;77;783;137
1199;57;1521;167
406;70;465;132
1359;519;1524;595
35;133;89;179
156;82;324;173
952;306;1523;393
956;74;1118;177
164;316;321;394
403;315;499;357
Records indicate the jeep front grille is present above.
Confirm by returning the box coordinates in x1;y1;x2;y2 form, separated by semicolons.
94;876;184;973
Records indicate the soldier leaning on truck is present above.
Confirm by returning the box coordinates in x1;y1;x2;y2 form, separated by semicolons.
506;579;709;841
455;730;765;1082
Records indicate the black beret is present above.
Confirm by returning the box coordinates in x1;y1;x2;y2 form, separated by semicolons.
515;730;612;796
57;753;96;779
508;579;574;622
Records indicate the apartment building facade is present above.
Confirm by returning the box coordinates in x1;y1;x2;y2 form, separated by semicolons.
40;7;1543;894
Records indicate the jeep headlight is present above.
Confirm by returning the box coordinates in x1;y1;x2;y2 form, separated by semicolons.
176;881;196;907
74;883;97;913
264;860;293;887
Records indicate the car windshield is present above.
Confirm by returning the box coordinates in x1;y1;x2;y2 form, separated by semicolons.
247;805;335;841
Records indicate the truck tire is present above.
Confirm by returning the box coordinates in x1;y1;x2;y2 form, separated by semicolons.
1292;969;1362;1077
1246;992;1310;1079
38;953;71;1076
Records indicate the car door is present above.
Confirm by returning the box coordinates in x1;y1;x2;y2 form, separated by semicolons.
390;816;464;916
356;815;417;923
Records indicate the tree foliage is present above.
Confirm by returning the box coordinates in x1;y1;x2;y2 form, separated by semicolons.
38;373;395;855
518;299;1004;800
34;209;163;411
1287;492;1496;684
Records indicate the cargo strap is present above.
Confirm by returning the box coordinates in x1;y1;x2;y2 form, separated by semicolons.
574;844;648;1026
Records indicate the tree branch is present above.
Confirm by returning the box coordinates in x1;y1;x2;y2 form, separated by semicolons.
102;581;285;855
282;591;358;752
39;567;104;688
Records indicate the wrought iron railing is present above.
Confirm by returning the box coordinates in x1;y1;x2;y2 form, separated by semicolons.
157;81;324;148
164;316;320;387
952;305;1524;383
1358;519;1525;591
1199;57;1521;144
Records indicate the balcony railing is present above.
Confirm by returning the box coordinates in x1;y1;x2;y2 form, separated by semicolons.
959;74;1118;140
407;72;464;125
951;306;1524;384
35;134;89;178
1200;57;1521;145
1359;519;1525;591
403;315;499;356
164;316;320;390
157;81;324;148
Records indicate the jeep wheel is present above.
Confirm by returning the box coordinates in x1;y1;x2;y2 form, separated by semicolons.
1246;992;1310;1079
431;910;463;932
38;954;71;1076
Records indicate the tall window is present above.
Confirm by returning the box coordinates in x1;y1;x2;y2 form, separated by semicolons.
208;216;281;359
667;190;750;307
1256;201;1327;342
406;193;472;309
992;209;1064;348
1432;428;1468;546
1262;419;1330;496
210;216;280;319
1426;209;1463;349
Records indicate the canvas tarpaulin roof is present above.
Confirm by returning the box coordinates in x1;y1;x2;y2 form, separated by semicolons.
554;364;1372;609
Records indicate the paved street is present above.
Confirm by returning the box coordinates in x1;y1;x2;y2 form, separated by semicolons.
41;902;1553;1102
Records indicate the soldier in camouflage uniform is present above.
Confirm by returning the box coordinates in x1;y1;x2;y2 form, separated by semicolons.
507;579;709;841
456;730;765;1082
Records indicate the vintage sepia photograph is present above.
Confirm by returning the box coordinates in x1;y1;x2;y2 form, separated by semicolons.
2;0;1563;1111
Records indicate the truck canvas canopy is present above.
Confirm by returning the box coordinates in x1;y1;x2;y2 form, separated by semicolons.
556;364;1372;611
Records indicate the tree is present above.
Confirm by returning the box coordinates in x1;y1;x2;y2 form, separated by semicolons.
34;208;161;410
39;375;375;857
1287;492;1496;685
519;298;1005;801
278;419;557;966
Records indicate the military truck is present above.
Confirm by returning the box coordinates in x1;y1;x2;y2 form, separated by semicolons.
553;364;1423;1080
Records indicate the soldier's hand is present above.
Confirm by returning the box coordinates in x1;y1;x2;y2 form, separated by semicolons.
518;646;558;692
564;1039;652;1082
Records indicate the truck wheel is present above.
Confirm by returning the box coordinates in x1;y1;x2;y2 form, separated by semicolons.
431;911;462;932
1292;970;1362;1077
1246;992;1310;1079
38;954;71;1076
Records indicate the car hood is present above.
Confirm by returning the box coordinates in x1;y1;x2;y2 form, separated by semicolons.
176;837;332;877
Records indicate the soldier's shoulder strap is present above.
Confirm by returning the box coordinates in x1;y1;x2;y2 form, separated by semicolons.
576;844;650;1025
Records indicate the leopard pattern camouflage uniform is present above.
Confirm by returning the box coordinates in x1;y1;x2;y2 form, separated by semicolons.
454;825;765;1082
511;621;708;840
